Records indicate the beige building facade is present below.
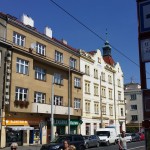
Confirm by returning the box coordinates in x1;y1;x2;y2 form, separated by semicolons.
0;13;83;148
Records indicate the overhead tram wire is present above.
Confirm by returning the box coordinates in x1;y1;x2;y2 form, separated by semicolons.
49;0;150;76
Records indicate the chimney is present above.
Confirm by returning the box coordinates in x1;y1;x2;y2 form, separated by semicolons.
44;27;52;38
21;14;34;27
62;39;67;45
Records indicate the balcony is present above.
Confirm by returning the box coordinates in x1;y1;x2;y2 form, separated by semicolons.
31;102;73;115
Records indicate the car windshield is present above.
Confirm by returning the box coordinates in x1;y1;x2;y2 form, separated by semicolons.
51;136;71;143
96;131;110;136
83;136;89;140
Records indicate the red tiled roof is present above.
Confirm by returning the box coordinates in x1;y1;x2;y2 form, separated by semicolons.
88;51;96;55
103;56;115;66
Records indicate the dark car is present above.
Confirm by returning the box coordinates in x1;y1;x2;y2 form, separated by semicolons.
131;133;140;142
83;135;101;149
40;134;85;150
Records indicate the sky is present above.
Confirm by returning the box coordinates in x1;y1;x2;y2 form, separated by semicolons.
1;0;149;86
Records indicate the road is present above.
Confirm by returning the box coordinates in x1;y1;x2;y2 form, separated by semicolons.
1;141;145;150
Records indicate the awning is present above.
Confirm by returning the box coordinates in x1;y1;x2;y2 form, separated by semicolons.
7;126;34;131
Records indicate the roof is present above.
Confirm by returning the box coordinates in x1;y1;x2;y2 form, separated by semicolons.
103;55;115;66
88;51;96;55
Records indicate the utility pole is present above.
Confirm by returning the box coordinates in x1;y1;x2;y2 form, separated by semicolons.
50;75;54;141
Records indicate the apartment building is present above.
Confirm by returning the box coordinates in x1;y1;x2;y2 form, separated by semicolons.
80;41;125;135
0;13;83;147
124;82;143;133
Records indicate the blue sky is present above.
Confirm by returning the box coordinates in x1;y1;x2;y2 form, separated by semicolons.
1;0;145;85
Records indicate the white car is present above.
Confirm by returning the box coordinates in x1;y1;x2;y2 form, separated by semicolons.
116;133;132;143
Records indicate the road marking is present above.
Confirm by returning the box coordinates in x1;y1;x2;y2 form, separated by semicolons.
128;146;145;150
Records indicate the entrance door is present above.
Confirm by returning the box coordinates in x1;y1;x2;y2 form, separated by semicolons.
70;126;77;134
56;126;65;135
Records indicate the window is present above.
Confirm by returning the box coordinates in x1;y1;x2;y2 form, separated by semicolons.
34;92;45;103
54;73;63;85
121;108;124;116
35;66;46;81
130;94;136;100
15;87;28;101
131;105;137;110
85;82;90;93
85;65;90;75
13;32;25;46
74;77;81;88
70;57;76;69
108;75;112;84
109;89;112;99
0;51;1;67
54;95;63;106
94;69;98;79
109;105;113;116
85;101;90;113
118;92;121;100
131;115;138;121
16;58;29;75
94;103;99;114
74;98;80;109
101;72;105;81
117;79;121;87
101;87;106;97
102;106;106;115
36;42;46;55
94;84;99;96
55;51;63;63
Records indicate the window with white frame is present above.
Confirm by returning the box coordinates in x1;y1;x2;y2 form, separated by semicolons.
131;115;138;121
54;73;63;85
36;42;46;55
74;98;80;109
35;66;46;81
74;77;81;88
85;65;90;75
109;89;112;99
85;82;90;93
121;108;124;116
34;92;45;103
70;57;76;69
101;87;106;97
109;105;113;116
94;103;99;114
55;50;63;63
117;79;121;87
94;69;98;79
101;72;105;81
94;84;99;96
54;95;63;106
13;32;25;46
108;75;112;84
118;91;121;100
85;101;90;113
102;105;106;115
15;87;28;101
131;105;137;110
130;94;136;100
16;58;29;75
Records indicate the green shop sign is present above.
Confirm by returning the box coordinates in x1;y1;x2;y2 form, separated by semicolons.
54;119;79;126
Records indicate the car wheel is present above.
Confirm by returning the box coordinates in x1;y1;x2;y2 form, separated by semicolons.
106;141;110;146
85;143;89;149
79;145;85;150
96;142;100;147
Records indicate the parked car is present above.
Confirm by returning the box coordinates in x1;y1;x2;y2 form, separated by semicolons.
131;133;140;142
116;133;132;143
40;134;85;150
138;132;145;141
83;135;101;149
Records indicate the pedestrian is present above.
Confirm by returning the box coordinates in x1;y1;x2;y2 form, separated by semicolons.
68;145;76;150
10;142;18;150
61;140;70;150
118;131;127;150
55;132;58;139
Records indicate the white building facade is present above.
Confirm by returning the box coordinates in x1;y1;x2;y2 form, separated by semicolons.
124;82;143;132
80;41;125;135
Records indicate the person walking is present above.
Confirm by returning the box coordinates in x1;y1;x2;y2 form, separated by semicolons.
118;131;127;150
10;142;18;150
62;140;70;150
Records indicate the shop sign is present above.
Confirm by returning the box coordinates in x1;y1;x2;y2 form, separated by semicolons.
54;119;79;126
